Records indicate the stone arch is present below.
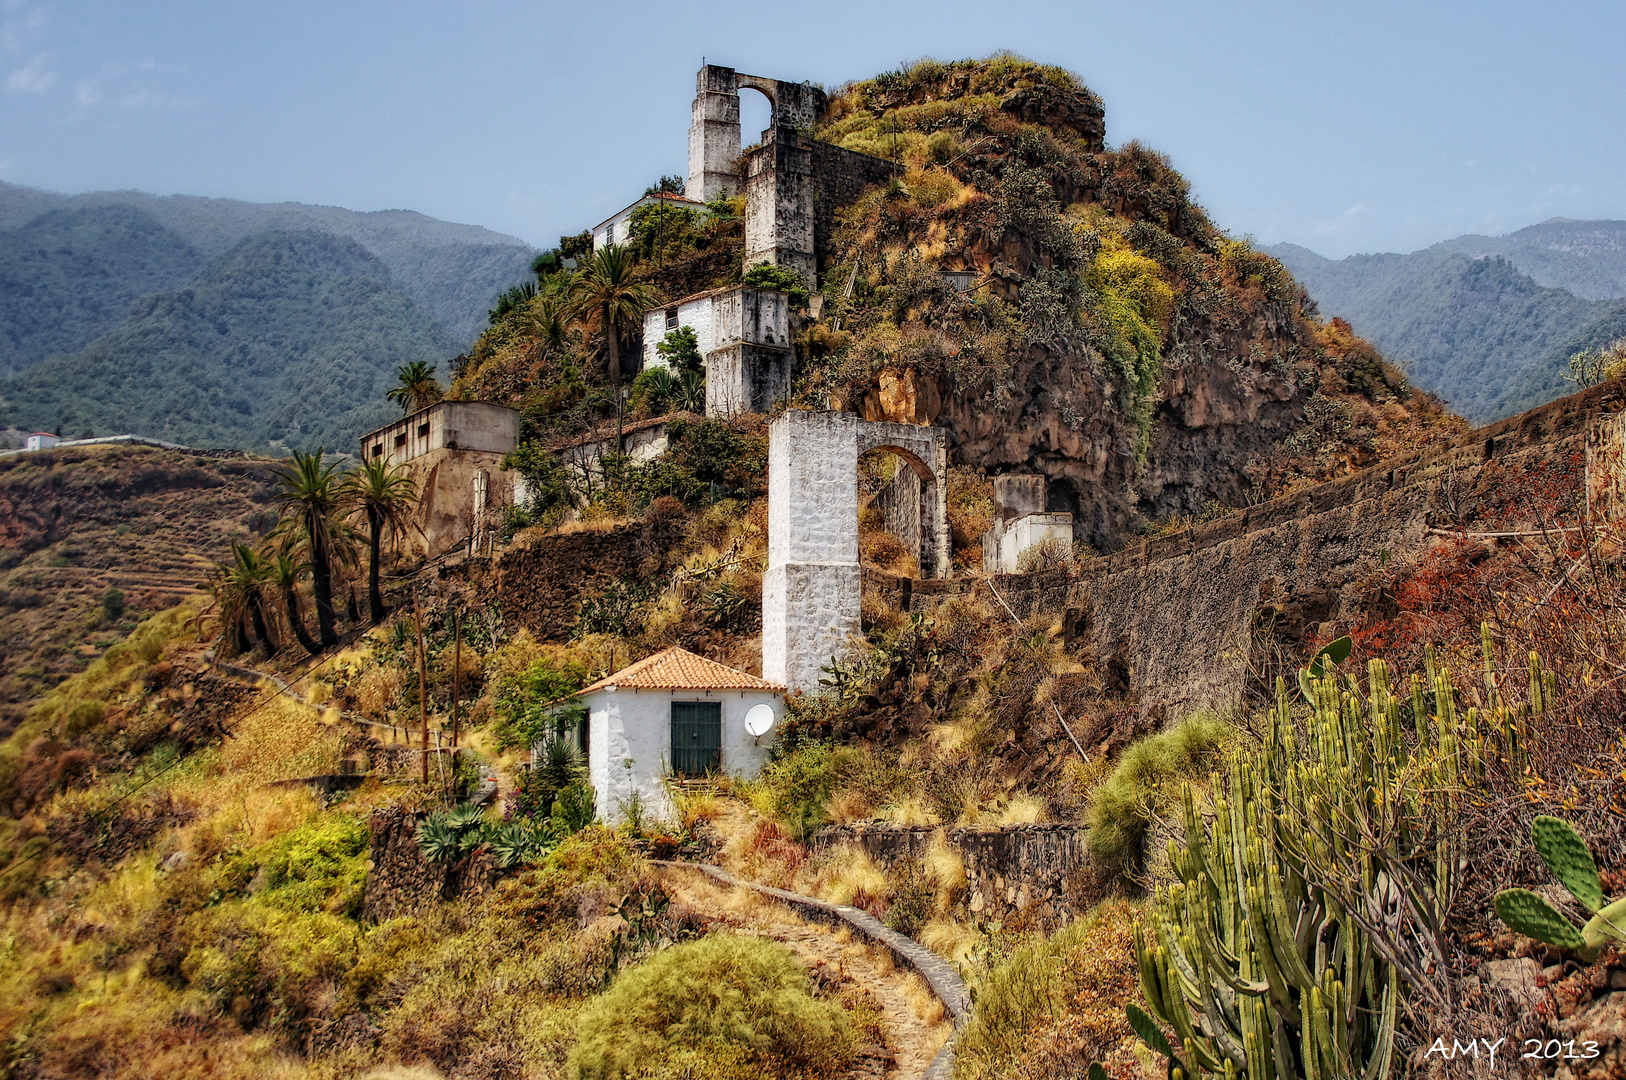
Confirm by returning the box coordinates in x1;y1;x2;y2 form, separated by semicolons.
763;411;950;693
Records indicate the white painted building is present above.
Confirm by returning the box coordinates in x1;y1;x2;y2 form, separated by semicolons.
980;475;1076;573
571;646;784;825
640;285;792;369
24;432;59;451
592;191;707;253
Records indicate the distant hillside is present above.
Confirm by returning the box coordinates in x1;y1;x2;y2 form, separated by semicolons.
1268;238;1626;422
0;230;456;452
0;205;203;375
0;181;536;349
1434;219;1626;301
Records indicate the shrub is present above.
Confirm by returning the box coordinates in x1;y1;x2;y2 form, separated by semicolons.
741;262;810;308
566;934;851;1079
1084;711;1234;878
100;587;125;621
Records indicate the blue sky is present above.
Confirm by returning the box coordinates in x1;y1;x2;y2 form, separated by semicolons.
2;0;1621;258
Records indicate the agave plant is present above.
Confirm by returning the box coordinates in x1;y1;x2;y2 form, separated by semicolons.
414;815;460;863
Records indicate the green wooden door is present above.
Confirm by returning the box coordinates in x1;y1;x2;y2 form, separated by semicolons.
670;701;722;776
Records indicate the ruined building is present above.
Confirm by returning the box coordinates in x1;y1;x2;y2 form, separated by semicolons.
359;401;521;559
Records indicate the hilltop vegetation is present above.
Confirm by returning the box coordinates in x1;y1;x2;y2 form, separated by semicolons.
0;181;538;451
1435;217;1626;300
0;205;203;375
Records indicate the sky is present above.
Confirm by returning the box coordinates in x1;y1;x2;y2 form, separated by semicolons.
1;0;1622;259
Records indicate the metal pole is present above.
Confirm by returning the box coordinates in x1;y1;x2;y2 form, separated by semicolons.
415;592;428;784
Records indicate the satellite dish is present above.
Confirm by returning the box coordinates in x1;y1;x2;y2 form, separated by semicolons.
743;703;776;738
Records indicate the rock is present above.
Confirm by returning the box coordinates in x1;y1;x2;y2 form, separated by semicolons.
158;850;189;873
1482;957;1544;1011
1612;970;1626;991
1555;991;1626;1080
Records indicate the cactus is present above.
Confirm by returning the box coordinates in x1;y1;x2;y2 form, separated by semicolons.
1134;658;1484;1080
1494;816;1626;962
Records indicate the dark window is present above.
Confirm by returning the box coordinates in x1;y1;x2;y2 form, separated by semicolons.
372;443;383;457
669;700;721;776
417;423;430;438
393;433;407;448
665;307;679;330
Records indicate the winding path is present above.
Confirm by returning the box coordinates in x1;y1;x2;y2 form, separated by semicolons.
655;861;969;1080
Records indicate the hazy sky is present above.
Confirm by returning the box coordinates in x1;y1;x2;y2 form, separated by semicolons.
2;0;1621;259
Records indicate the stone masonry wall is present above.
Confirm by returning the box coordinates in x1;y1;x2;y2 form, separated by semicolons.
460;519;678;643
813;823;1105;928
864;383;1625;718
810;141;897;275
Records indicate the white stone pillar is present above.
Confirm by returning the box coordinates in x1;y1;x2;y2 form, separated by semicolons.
687;66;741;203
763;411;862;693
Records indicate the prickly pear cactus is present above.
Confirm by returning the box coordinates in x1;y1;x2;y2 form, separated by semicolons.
1531;815;1604;911
1495;816;1625;962
1494;888;1587;951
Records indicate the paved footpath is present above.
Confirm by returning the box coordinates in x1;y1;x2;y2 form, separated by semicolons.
654;861;970;1080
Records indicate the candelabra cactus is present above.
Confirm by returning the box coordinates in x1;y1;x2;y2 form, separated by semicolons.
1134;657;1488;1080
1494;816;1626;962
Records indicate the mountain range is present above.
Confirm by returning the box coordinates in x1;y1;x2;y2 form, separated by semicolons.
1267;219;1626;422
0;181;535;451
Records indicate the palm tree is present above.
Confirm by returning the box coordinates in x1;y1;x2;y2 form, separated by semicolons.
386;360;443;415
567;245;660;450
343;456;419;623
207;542;274;655
271;449;351;647
519;292;570;359
267;550;319;655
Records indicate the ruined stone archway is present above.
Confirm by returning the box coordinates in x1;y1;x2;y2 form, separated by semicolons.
763;411;949;693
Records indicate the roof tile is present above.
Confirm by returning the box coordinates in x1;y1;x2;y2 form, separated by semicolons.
578;646;783;695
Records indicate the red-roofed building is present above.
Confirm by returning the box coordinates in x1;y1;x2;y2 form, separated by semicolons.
559;646;784;825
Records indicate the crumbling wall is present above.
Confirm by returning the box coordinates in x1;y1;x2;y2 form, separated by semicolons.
864;384;1623;719
362;806;500;922
810;140;897;275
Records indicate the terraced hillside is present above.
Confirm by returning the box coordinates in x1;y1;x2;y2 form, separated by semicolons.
0;444;276;735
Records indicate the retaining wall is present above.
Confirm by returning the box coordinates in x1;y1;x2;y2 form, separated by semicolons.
813;822;1103;928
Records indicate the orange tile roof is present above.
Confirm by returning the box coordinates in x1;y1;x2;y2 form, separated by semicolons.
578;646;784;695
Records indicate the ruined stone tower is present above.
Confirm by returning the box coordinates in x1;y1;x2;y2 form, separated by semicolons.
685;63;892;291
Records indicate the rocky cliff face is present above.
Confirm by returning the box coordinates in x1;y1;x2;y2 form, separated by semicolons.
811;58;1460;551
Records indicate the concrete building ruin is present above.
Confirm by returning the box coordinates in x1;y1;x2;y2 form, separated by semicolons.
642;285;794;416
982;475;1076;573
763;410;950;693
358;400;521;559
686;63;895;291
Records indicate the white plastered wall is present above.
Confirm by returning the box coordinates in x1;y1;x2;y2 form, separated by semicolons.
586;687;782;825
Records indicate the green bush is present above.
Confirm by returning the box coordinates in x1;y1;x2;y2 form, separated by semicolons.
755;743;842;841
566;934;851;1080
741;262;810;308
1084;712;1234;878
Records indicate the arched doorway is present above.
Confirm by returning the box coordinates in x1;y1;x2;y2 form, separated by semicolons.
763;411;949;693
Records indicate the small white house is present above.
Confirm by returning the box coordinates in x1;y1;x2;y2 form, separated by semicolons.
24;432;60;452
571;646;784;825
592;191;707;252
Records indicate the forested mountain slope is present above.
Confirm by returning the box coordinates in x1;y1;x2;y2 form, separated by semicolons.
1434;218;1626;300
0;181;535;351
1268;239;1626;421
0;231;455;451
0;205;203;375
